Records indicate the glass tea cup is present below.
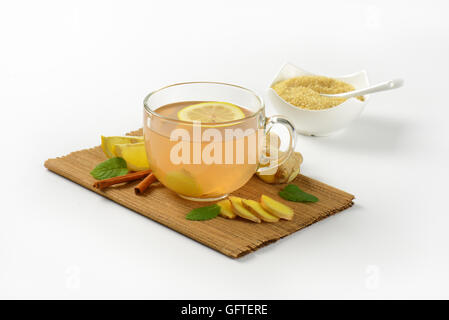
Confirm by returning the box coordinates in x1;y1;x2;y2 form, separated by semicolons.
143;82;296;201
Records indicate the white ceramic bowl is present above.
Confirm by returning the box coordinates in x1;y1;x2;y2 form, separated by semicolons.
267;62;371;136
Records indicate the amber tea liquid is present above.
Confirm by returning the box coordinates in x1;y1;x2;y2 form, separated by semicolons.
144;101;262;200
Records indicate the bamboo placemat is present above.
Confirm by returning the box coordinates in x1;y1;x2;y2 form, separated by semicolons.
44;129;354;258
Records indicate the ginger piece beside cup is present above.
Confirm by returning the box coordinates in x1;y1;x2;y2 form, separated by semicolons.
257;133;303;184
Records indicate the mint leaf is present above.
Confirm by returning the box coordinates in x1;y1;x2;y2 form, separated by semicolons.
90;157;128;180
279;184;318;202
186;204;221;221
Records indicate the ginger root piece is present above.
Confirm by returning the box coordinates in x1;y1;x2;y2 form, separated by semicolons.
229;196;261;223
260;195;294;220
217;199;236;219
242;199;279;223
264;132;281;156
257;151;303;184
257;132;303;184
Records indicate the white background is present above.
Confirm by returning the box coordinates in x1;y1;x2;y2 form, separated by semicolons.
1;0;448;299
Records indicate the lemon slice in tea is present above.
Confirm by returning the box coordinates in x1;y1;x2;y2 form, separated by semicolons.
164;170;203;197
114;142;149;171
177;102;245;123
101;135;144;158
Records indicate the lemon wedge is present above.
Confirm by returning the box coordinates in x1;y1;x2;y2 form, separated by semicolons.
114;142;149;171
163;170;203;197
177;102;245;123
101;136;144;158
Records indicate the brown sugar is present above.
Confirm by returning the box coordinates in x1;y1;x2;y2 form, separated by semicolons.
272;75;364;110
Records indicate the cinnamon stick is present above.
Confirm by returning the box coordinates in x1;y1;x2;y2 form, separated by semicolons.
93;169;152;190
134;173;157;195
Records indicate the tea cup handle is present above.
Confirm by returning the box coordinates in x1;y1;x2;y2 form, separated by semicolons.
257;115;297;174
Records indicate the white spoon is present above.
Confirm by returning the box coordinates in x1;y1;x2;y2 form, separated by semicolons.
320;78;404;99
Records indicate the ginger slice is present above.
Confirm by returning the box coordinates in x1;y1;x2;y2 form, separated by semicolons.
217;199;236;219
242;199;279;223
229;196;261;223
260;195;294;220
